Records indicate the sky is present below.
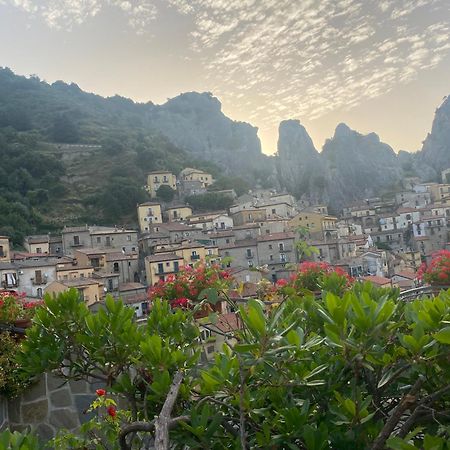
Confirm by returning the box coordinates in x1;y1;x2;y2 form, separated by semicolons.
0;0;449;155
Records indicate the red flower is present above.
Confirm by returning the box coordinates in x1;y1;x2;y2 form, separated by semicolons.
96;388;106;396
107;405;117;418
276;279;288;287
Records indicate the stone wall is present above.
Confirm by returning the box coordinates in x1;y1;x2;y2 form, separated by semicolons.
0;373;100;442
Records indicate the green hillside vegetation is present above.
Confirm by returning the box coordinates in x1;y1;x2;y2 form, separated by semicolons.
0;68;252;244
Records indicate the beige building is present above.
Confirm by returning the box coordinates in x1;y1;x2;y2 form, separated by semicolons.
231;209;267;226
137;202;163;232
24;235;50;254
145;252;184;285
0;236;11;263
74;248;140;284
165;205;193;222
146;171;177;198
45;280;104;307
180;168;214;187
289;212;337;239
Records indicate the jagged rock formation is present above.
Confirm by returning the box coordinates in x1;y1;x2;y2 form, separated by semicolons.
321;123;402;205
277;122;403;208
417;96;450;178
148;92;270;176
276;120;324;202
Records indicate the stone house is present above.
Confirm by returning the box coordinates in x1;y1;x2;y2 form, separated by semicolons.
62;226;138;256
165;205;193;222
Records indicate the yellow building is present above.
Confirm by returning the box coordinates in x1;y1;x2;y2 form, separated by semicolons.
137;202;163;232
166;205;193;222
231;209;267;226
145;253;184;285
180;168;214;187
56;264;95;281
0;236;11;263
45;280;104;307
24;235;50;254
146;171;177;198
289;212;337;237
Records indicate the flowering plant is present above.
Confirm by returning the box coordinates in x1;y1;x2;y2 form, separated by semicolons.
148;264;233;310
286;261;354;295
417;250;450;285
0;291;23;322
0;291;43;323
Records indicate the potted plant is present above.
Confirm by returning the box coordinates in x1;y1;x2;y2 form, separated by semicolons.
14;300;43;328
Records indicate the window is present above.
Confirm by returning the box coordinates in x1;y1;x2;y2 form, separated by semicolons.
35;270;43;284
36;247;42;253
0;246;3;257
271;209;276;214
166;262;170;267
269;255;273;261
127;235;131;241
280;253;286;263
278;243;284;251
154;176;158;182
246;248;253;258
106;236;111;246
163;175;168;182
73;235;80;246
248;260;254;268
157;263;164;274
268;244;273;250
174;261;179;272
113;262;119;273
37;288;43;298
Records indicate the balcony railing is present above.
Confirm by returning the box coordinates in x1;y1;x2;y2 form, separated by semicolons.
191;255;201;261
31;277;47;286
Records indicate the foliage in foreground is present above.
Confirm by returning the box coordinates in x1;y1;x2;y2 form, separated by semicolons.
10;283;450;449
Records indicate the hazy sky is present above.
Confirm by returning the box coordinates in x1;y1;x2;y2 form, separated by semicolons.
1;0;449;154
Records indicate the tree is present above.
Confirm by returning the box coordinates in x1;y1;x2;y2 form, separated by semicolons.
52;113;79;143
186;192;233;212
15;271;450;450
156;185;176;203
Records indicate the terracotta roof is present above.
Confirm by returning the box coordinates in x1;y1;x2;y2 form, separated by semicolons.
146;252;183;262
219;239;257;250
394;271;416;280
257;232;295;242
362;275;392;286
214;313;242;333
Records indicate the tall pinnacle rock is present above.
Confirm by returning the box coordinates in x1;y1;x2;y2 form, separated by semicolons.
276;120;325;201
418;96;450;177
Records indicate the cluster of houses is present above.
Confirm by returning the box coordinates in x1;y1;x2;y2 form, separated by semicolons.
3;169;450;320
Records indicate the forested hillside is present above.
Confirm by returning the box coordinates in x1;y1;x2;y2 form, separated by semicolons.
0;68;258;245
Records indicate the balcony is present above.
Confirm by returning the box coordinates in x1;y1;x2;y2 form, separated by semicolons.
31;277;47;286
245;253;254;259
191;254;201;261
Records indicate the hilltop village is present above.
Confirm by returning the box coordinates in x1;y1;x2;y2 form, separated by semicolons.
2;166;450;319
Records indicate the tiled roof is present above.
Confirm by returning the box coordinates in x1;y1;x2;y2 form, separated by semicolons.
362;275;392;286
257;232;295;242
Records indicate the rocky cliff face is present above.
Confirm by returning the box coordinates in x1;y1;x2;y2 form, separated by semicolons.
321;123;402;206
276;122;403;208
148;92;269;176
276;120;325;202
417;96;450;178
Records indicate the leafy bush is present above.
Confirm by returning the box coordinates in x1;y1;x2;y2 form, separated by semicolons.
10;281;450;449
